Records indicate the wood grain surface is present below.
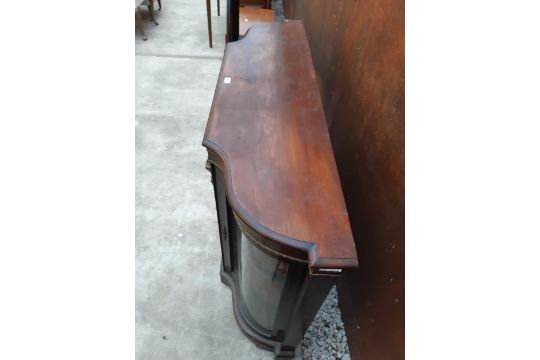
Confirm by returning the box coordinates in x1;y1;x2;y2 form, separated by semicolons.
203;21;358;270
284;1;405;358
239;7;274;36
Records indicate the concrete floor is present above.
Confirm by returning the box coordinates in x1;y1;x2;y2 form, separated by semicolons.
135;1;272;359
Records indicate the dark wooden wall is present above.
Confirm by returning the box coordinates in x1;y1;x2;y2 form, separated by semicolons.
283;1;404;359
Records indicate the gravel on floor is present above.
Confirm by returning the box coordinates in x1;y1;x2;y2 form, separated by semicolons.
272;0;285;21
301;286;351;360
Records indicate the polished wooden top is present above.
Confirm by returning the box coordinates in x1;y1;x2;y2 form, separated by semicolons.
203;21;358;270
239;7;274;36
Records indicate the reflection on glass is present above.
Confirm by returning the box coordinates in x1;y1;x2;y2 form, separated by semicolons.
240;232;288;330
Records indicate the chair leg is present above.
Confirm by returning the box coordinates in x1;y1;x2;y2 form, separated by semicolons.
148;0;159;25
206;0;212;47
157;0;161;11
217;0;220;16
135;8;147;41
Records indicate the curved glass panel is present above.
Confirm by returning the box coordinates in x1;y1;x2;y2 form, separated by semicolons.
240;233;288;330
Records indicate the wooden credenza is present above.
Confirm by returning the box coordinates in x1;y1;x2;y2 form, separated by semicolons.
203;21;358;359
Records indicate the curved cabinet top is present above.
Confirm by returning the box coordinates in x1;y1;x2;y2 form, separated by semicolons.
203;21;358;271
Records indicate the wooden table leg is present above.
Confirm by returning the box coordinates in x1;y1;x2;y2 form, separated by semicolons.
148;0;159;25
135;8;147;41
206;0;213;48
